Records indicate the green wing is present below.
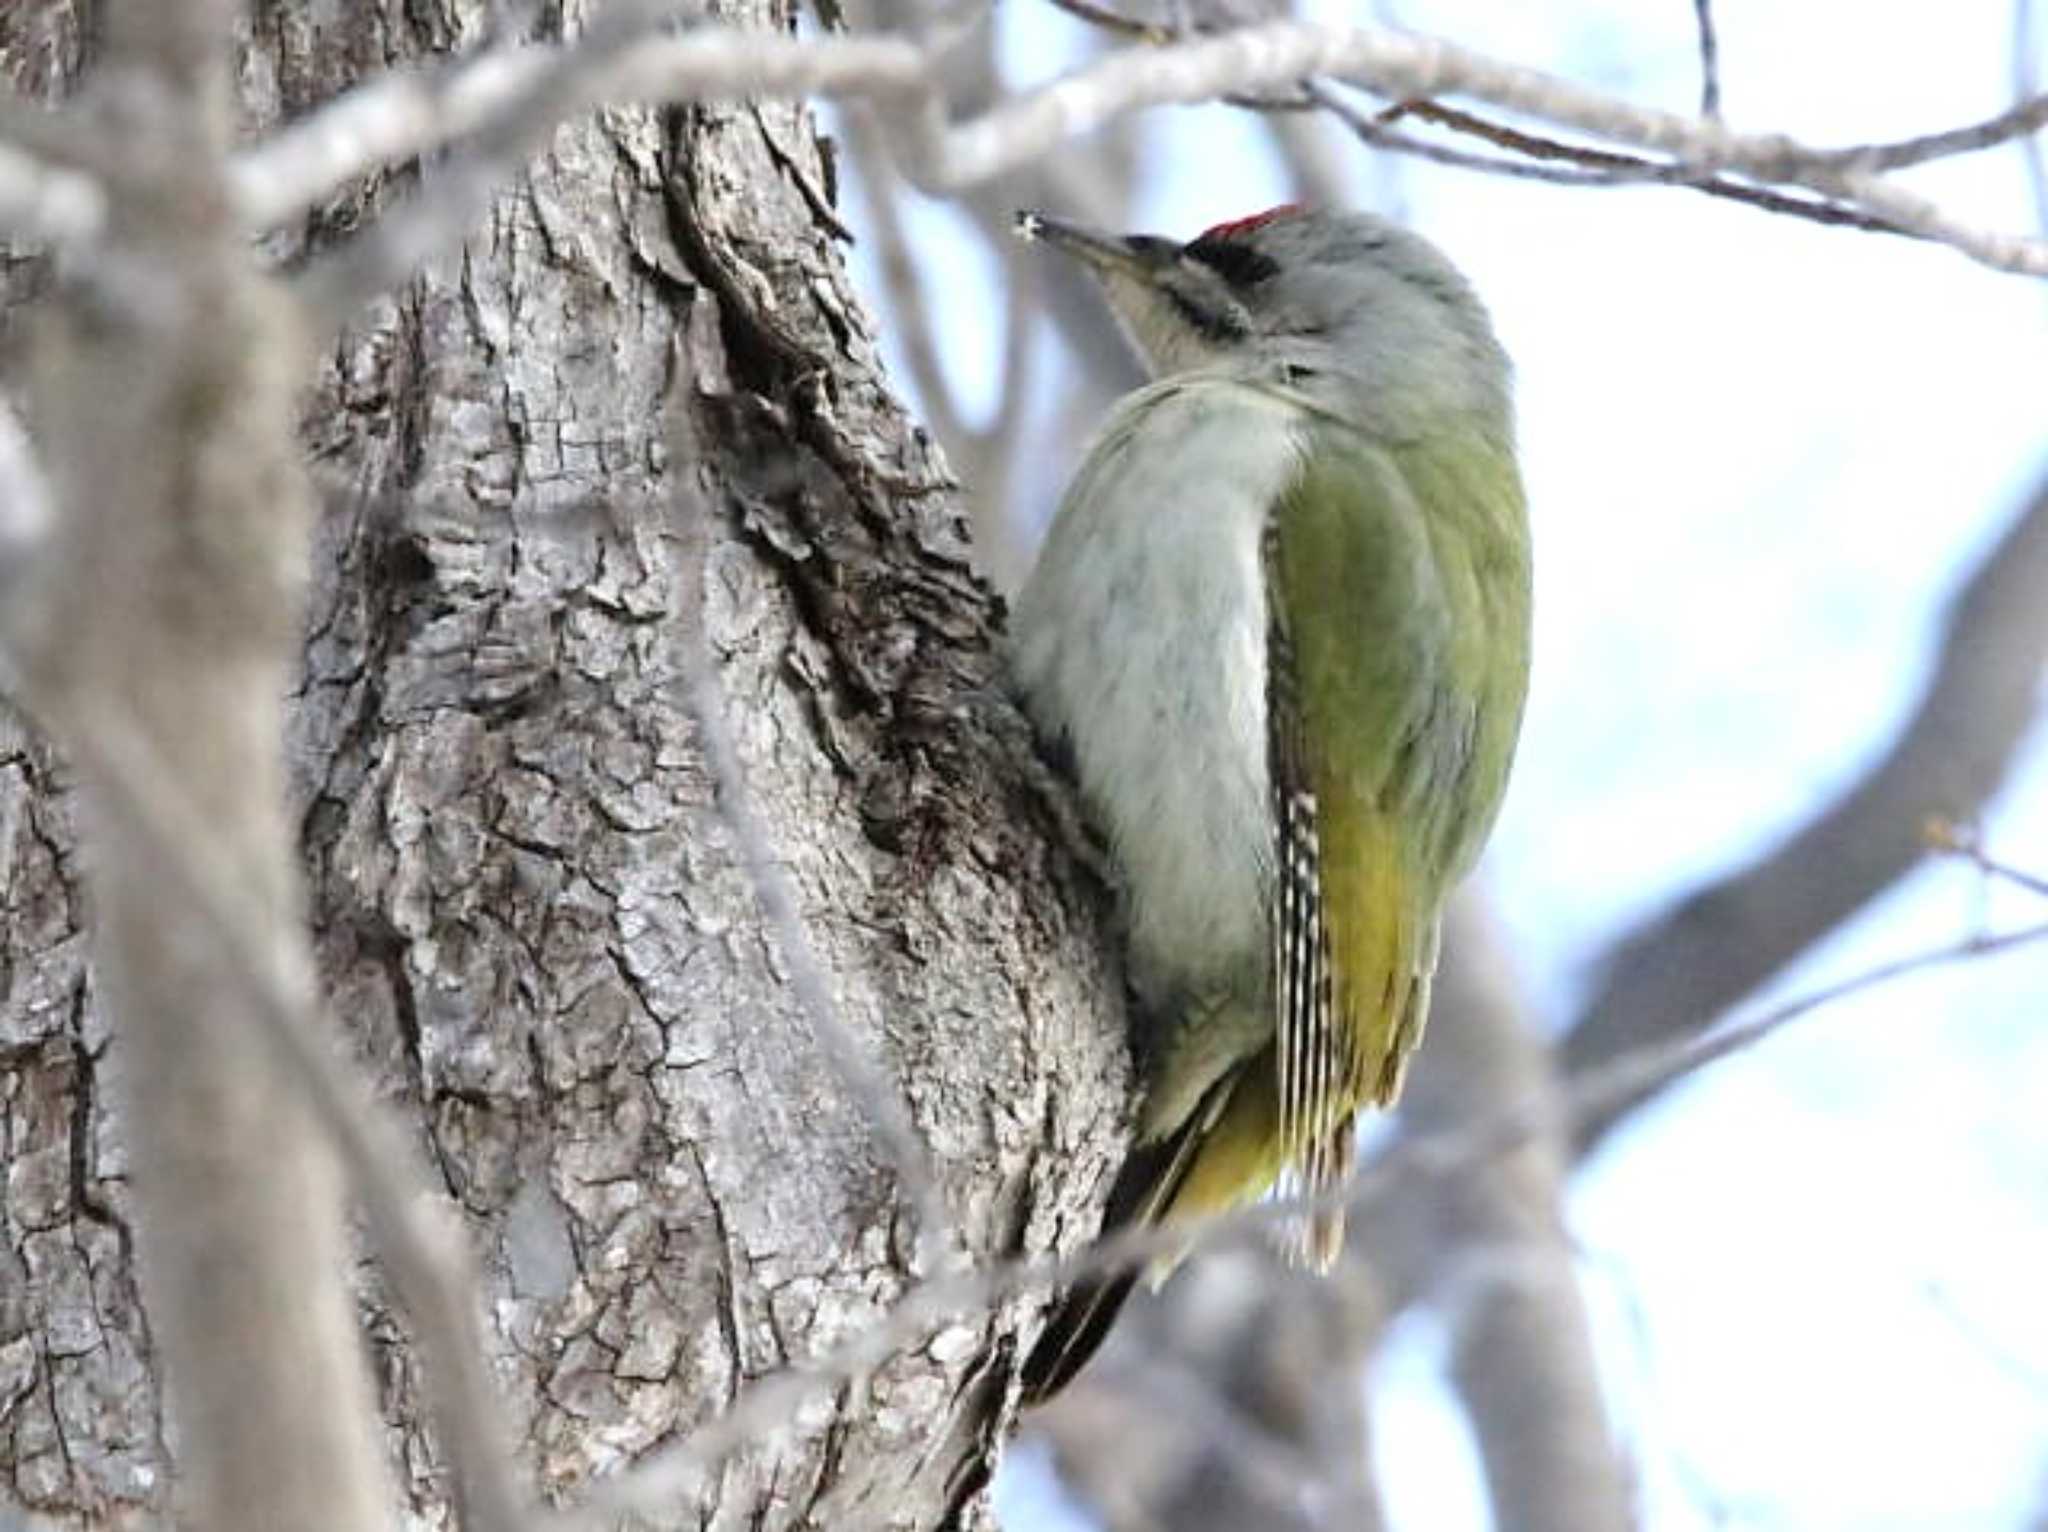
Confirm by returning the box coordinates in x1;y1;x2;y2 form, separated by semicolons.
1266;415;1530;1255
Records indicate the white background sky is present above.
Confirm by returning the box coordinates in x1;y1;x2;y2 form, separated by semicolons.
851;3;2048;1525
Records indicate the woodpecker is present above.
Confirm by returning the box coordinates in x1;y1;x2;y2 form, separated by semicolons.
1009;206;1531;1402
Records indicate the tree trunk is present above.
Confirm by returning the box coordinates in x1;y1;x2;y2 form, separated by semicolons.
0;3;1125;1526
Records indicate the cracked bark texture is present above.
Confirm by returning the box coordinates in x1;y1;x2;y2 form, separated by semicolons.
0;2;1127;1526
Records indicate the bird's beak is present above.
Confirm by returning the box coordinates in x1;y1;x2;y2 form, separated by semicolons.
1014;211;1170;281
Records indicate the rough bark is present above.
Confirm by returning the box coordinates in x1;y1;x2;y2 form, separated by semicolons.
0;2;1127;1526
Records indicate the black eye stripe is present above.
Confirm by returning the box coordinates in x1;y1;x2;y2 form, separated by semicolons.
1183;237;1280;287
1166;289;1248;341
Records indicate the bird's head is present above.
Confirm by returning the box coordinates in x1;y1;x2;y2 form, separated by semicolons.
1017;205;1508;422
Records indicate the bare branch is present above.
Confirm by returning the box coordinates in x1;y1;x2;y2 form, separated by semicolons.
2;2;413;1522
1563;466;2048;1156
233;28;933;232
1040;0;1161;40
1359;94;1911;234
230;42;548;229
1810;89;2048;173
225;19;2048;284
5;7;529;1520
913;23;2048;271
1028;0;1970;240
15;12;2044;279
1301;82;1633;187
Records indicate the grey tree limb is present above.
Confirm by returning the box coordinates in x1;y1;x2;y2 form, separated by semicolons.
1563;466;2048;1158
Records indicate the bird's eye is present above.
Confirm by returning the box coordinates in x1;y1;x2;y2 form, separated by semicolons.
1182;237;1279;288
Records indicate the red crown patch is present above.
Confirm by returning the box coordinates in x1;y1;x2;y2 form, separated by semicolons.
1197;204;1302;241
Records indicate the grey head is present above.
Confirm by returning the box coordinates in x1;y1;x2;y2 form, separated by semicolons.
1017;204;1510;431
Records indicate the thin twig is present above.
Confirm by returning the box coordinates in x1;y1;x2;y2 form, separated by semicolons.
1300;83;1908;233
1300;83;1635;186
1041;0;1161;40
1370;94;1910;233
557;913;2048;1526
667;444;957;1272
1925;816;2048;900
1030;0;1938;240
928;24;2047;270
1692;0;1721;120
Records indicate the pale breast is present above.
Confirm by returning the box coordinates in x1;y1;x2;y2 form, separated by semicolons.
1010;375;1309;1005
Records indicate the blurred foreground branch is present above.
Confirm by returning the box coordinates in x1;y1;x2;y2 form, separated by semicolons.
0;2;402;1524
